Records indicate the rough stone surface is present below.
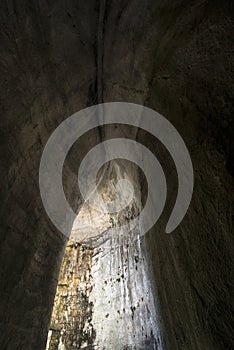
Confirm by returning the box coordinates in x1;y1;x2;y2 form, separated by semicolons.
89;231;163;350
46;242;94;350
47;232;163;350
0;1;233;350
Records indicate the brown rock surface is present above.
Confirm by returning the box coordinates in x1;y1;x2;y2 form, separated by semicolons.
0;1;233;349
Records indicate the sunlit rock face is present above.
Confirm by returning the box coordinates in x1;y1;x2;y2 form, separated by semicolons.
90;229;163;350
71;203;112;244
46;160;163;350
46;235;163;350
46;242;95;350
71;160;141;248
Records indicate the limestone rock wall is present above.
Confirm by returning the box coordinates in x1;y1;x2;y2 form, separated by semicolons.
89;230;163;350
46;242;95;350
0;1;233;349
46;160;161;350
47;234;164;350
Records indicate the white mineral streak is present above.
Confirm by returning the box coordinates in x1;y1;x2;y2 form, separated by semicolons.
46;330;52;350
58;338;66;350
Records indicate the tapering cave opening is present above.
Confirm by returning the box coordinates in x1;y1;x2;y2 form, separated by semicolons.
46;160;163;350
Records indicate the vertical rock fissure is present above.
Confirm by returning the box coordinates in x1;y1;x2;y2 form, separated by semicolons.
97;0;106;105
95;0;106;142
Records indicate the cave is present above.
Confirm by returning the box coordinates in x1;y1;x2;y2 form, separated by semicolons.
0;1;233;350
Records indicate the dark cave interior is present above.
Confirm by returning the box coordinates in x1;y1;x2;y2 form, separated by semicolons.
0;1;233;350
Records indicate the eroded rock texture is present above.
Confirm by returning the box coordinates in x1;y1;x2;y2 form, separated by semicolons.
46;234;163;350
89;231;163;350
46;242;94;350
0;1;233;350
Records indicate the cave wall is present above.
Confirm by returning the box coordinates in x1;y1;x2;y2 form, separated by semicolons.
0;1;233;350
89;230;163;350
46;242;94;350
47;233;163;350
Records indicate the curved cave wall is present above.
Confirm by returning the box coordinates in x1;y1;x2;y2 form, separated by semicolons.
0;1;233;350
